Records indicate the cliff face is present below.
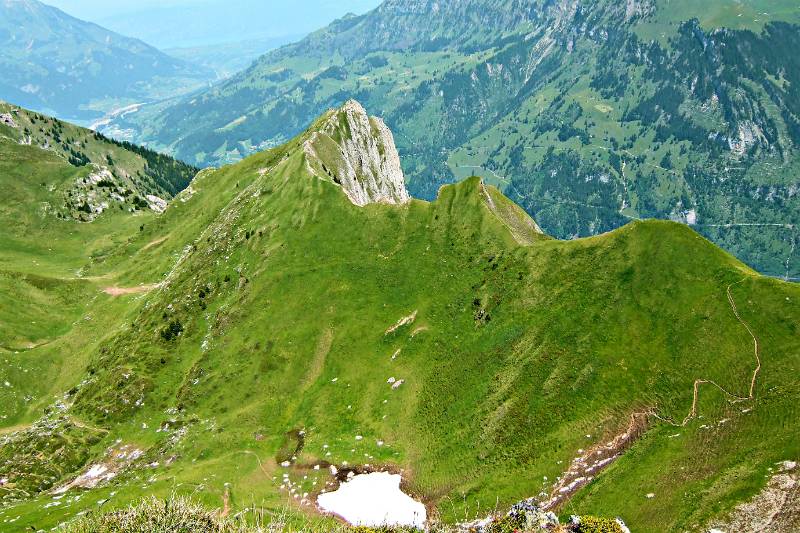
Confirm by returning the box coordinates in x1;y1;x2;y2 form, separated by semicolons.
304;100;410;207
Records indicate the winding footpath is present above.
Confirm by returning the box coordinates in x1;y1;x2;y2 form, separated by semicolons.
545;279;764;509
657;279;762;427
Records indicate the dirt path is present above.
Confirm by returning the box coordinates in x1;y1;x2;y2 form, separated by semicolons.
220;485;231;518
103;283;160;296
727;280;762;400
500;279;764;512
1;415;107;441
656;279;761;427
0;339;54;352
141;236;168;251
67;415;111;435
234;450;272;478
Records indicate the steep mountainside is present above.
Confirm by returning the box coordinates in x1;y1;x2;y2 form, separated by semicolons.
106;0;800;279
2;102;798;532
0;0;213;122
0;101;198;223
0;101;198;352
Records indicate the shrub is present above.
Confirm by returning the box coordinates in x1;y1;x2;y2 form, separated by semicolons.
59;496;232;532
574;516;625;533
161;319;184;341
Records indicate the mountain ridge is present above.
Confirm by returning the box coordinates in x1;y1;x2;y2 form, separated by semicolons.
0;100;198;221
1;102;798;532
103;0;800;280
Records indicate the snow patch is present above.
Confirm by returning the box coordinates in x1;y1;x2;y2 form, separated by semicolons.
317;472;426;529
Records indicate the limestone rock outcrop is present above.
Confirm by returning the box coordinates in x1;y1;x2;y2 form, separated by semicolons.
304;100;410;207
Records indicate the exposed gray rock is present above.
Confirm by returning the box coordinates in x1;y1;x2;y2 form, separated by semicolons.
64;166;132;221
0;112;18;128
708;460;799;533
729;120;766;156
457;498;630;532
304;100;410;207
146;195;168;213
625;0;655;21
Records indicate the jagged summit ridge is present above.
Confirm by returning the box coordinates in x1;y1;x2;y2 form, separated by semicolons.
304;100;410;207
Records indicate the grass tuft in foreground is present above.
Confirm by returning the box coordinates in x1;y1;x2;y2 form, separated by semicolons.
57;496;625;533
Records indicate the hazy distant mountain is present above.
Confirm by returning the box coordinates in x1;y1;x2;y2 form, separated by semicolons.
0;0;214;121
164;35;303;80
45;0;383;49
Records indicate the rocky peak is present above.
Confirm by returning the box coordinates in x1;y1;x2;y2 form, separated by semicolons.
303;100;410;207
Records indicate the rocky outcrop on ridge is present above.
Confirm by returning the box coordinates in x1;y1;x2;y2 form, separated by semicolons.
304;100;410;207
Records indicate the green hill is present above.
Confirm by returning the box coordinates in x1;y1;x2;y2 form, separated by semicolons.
0;101;198;221
0;101;197;351
105;0;800;280
0;0;214;123
1;102;798;532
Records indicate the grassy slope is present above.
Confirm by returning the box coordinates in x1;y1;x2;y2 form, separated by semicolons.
0;119;191;431
0;111;798;533
0;103;198;371
635;0;800;42
0;101;198;200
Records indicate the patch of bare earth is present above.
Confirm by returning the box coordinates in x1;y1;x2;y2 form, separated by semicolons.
709;461;799;533
103;283;160;296
542;411;652;510
220;484;231;518
141;236;168;251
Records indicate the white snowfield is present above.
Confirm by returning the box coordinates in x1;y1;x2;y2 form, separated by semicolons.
317;472;426;529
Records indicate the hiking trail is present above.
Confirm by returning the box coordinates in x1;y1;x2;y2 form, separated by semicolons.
655;279;761;427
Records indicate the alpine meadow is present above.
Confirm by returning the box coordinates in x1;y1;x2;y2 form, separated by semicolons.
1;1;799;533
